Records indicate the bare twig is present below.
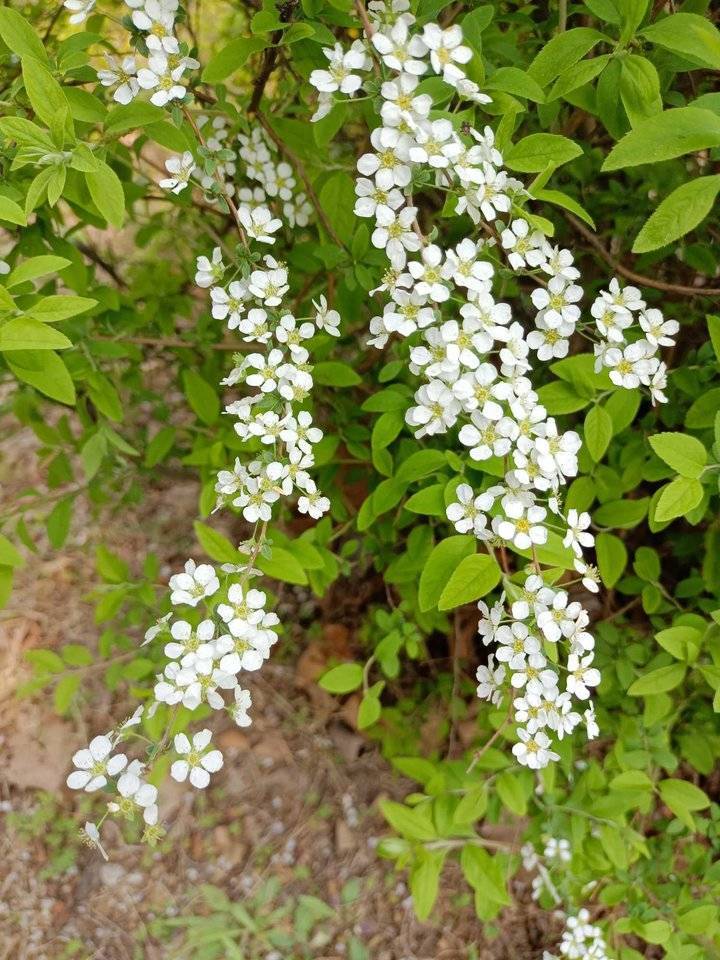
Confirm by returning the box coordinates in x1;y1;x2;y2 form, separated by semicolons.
565;212;720;298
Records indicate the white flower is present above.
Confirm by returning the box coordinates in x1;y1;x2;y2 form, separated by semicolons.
574;558;600;593
67;736;127;792
544;837;572;862
132;1;179;54
82;821;108;860
476;655;505;706
563;509;594;556
534;419;581;478
136;54;186;107
371;19;428;75
510;653;558;697
459;412;516;461
354;177;405;220
110;762;159;824
310;41;369;94
495;504;547;550
536;590;580;643
195;247;225;288
231;687;253;727
445;238;494;293
159;151;196;194
527;314;573;361
380;74;432;127
500;219;546;271
212;281;249;328
248;259;289;305
238;205;282;243
421;23;471;78
566;653;601;700
584;704;599;739
495;621;541;671
64;0;95;24
97;55;139;105
165;619;215;663
171;729;224;789
445;483;495;537
531;276;583;329
297;479;331;519
477;596;505;644
605;340;652;389
407;245;450;302
372;205;421;267
409;118;461;168
169;559;220;606
405;379;460;437
512;728;559;769
639;308;678;348
357;126;412;189
312;295;341;336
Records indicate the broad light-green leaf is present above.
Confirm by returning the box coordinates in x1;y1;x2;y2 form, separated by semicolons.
437;553;501;610
602;107;720;171
505;133;582;173
649;432;707;478
632;176;720;253
641;12;720;71
418;535;475;612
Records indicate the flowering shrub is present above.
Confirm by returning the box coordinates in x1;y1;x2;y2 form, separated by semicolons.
2;0;720;957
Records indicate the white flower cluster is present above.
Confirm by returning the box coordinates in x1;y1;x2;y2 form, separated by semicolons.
307;1;646;768
555;910;612;960
524;841;612;960
67;200;336;855
92;0;198;107
158;125;313;230
592;279;677;402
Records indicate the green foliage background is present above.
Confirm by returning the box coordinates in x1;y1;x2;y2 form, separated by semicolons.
1;0;720;955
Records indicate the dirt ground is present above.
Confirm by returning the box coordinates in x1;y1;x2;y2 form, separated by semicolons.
0;417;554;960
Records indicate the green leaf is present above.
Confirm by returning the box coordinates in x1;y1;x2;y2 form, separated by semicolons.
0;319;72;351
256;546;307;585
593;497;648;529
61;643;93;667
319;662;363;694
641;12;720;71
318;172;355;244
654;476;704;522
26;648;64;673
505;133;582;173
80;430;106;480
0;196;27;226
527;27;607;86
182;369;220;425
595;532;628;588
379;799;436;841
602;108;720;171
193;521;240;564
22;57;73;139
437;553;501;611
7;350;75;404
418;535;475;613
0;8;49;62
460;845;510;905
46;496;73;549
649;432;707;478
496;771;530;815
628;663;686;696
410;850;444;921
707;315;720;363
54;674;80;716
584;405;613;462
144;426;176;468
104;102;166;135
533;188;596;229
357;688;383;729
658;778;710;829
0;533;23;568
313;361;361;387
548;54;610;101
85;163;126;228
686;388;720;429
619;54;662;127
25;295;97;323
632;176;720;253
202;36;269;82
485;67;545;102
7;255;71;288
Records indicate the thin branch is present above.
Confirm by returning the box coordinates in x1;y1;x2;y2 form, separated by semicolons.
564;212;720;298
248;0;299;116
